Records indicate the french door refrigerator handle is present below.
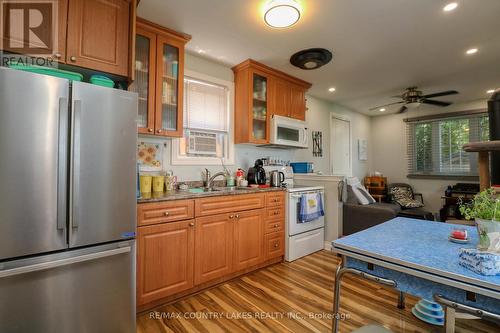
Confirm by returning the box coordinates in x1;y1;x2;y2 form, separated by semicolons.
71;100;81;229
0;246;131;279
57;97;69;231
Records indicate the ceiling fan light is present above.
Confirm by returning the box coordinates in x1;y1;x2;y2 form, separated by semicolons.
264;0;301;28
406;102;421;109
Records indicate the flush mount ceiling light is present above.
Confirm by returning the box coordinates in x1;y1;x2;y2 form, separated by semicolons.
290;48;333;70
379;108;386;112
466;48;478;55
443;2;458;12
487;89;496;94
328;87;336;92
264;0;301;28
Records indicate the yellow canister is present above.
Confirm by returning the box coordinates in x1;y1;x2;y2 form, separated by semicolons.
139;175;152;193
152;175;165;192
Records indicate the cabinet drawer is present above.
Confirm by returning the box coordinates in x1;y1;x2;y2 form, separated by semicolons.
195;194;264;217
265;219;283;234
264;231;284;260
138;200;194;226
265;207;284;221
265;192;285;207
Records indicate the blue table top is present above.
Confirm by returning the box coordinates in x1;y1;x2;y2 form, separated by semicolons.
333;217;500;293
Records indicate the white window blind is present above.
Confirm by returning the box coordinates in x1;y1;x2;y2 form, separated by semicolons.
406;113;489;177
184;77;228;132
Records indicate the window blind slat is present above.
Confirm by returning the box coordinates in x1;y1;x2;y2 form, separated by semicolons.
406;114;489;177
184;77;228;132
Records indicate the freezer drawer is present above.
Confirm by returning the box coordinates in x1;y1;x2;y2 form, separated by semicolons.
0;68;69;260
0;241;136;333
70;82;138;247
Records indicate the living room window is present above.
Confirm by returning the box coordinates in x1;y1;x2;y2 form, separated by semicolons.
407;113;489;178
171;72;234;165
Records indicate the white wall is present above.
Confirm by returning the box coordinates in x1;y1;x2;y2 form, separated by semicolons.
370;99;487;215
295;96;371;179
139;53;371;182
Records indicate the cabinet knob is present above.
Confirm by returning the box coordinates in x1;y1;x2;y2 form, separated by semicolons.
274;243;279;248
189;222;195;227
157;129;162;134
70;56;76;62
229;214;234;219
274;224;278;228
164;212;169;216
235;214;240;219
148;128;153;133
54;52;61;59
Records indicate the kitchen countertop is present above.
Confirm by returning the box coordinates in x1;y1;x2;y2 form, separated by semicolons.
137;186;285;203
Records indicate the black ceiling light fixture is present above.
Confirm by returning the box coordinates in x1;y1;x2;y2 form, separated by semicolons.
290;48;332;70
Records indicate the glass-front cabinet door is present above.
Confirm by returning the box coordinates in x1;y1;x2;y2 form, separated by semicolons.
155;35;184;137
130;28;156;134
251;72;268;143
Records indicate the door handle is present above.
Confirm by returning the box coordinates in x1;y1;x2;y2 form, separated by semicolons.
71;100;82;229
0;246;131;279
57;97;68;231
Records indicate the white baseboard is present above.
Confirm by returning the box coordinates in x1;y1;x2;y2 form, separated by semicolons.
323;241;332;251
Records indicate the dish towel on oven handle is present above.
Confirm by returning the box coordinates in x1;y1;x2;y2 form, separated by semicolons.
299;192;324;223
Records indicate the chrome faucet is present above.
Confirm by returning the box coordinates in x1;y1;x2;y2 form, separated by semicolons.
206;171;227;190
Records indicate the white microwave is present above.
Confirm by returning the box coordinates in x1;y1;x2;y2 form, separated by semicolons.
264;115;308;149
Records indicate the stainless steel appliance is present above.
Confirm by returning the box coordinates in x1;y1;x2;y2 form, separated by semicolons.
0;68;137;333
270;170;285;187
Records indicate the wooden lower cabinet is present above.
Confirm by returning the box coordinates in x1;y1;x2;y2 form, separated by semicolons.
233;209;264;271
194;213;233;285
264;231;285;260
137;220;195;306
137;191;286;309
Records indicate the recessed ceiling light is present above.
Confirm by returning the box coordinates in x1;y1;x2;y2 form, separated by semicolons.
264;0;301;28
443;2;458;12
466;48;478;55
379;108;386;112
487;89;495;94
328;87;336;92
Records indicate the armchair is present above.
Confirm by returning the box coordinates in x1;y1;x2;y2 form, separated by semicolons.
387;183;434;221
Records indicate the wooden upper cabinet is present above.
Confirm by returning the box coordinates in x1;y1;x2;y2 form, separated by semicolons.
273;78;290;117
66;0;131;76
290;84;307;121
130;18;190;137
233;59;311;144
130;26;156;134
137;220;195;306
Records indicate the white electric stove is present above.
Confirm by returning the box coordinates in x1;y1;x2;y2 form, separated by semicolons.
273;166;325;261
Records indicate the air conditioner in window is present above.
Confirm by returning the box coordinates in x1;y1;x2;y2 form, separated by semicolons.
187;130;218;156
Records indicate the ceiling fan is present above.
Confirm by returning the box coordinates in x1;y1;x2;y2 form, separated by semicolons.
369;87;459;113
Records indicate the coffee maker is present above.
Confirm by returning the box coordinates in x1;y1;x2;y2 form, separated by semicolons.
247;159;267;185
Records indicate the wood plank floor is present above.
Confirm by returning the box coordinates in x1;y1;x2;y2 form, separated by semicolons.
137;251;499;333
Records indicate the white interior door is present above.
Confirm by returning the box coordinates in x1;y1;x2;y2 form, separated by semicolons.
330;116;351;176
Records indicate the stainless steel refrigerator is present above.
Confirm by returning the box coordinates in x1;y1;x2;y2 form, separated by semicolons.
0;68;137;332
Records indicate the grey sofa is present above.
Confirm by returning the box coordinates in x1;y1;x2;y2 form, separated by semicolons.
342;187;401;236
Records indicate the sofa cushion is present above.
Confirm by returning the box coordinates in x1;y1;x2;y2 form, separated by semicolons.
346;178;376;205
389;186;424;208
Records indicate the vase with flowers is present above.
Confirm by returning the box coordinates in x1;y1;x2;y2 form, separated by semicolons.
459;188;500;252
